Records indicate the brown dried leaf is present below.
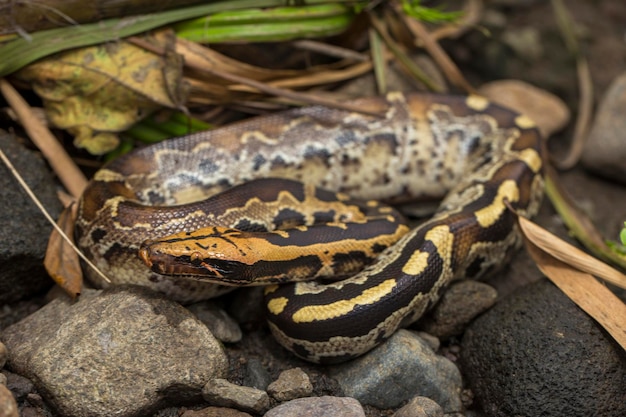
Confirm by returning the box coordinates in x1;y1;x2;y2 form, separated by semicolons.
519;216;626;289
16;31;187;154
44;204;83;299
514;214;626;350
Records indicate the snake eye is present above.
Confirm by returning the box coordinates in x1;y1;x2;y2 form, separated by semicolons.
190;252;202;262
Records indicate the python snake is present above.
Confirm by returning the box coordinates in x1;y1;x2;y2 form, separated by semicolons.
75;92;544;363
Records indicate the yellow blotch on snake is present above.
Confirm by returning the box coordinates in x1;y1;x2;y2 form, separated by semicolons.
402;225;454;276
474;180;519;228
267;296;289;315
290;279;397;323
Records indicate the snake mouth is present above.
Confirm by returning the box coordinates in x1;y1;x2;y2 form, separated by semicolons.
138;241;256;284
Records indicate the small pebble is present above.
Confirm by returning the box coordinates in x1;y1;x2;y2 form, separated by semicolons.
392;396;444;417
264;396;365;417
243;358;272;391
0;383;18;417
267;368;313;402
330;330;462;412
202;378;270;415
181;406;252;417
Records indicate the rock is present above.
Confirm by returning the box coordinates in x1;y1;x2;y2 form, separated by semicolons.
187;301;242;343
0;342;7;368
582;72;626;183
202;379;270;415
181;406;253;417
0;374;6;386
418;280;497;339
0;133;63;303
227;287;266;327
243;358;272;391
414;331;440;351
0;383;18;417
462;278;626;417
330;330;462;412
263;396;365;417
392;396;444;417
478;80;570;138
3;371;34;401
266;368;313;402
1;286;228;417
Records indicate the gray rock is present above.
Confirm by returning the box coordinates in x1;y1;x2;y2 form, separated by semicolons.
0;133;63;303
330;330;462;412
462;278;626;417
2;285;228;417
418;280;497;339
202;379;270;415
414;331;440;352
187;301;242;343
243;358;272;390
266;367;313;402
181;406;253;417
0;383;18;417
392;396;444;417
263;396;365;417
582;72;626;183
3;371;34;401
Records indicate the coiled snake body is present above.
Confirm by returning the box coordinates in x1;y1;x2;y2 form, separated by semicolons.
76;92;544;363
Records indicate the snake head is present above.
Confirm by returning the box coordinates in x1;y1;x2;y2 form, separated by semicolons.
138;226;265;285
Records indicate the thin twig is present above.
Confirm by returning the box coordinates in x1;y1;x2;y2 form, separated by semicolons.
550;0;593;170
129;36;385;118
0;147;111;284
394;1;475;94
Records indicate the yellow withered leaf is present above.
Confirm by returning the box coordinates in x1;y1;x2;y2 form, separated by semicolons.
17;31;188;154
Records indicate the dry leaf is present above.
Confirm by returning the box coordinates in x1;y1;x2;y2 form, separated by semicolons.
44;204;83;298
16;31;187;154
519;216;626;289
513;212;626;351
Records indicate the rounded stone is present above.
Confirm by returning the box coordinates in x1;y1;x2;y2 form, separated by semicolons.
2;286;228;417
267;367;313;402
392;396;444;417
264;396;365;417
0;383;18;417
462;278;626;417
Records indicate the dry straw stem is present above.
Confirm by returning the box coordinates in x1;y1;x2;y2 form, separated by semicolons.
550;0;593;170
394;2;475;94
545;167;626;270
368;12;444;93
0;79;87;198
514;211;626;350
428;0;483;41
130;36;384;117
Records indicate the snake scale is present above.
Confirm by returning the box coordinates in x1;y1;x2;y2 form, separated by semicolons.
76;92;544;363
